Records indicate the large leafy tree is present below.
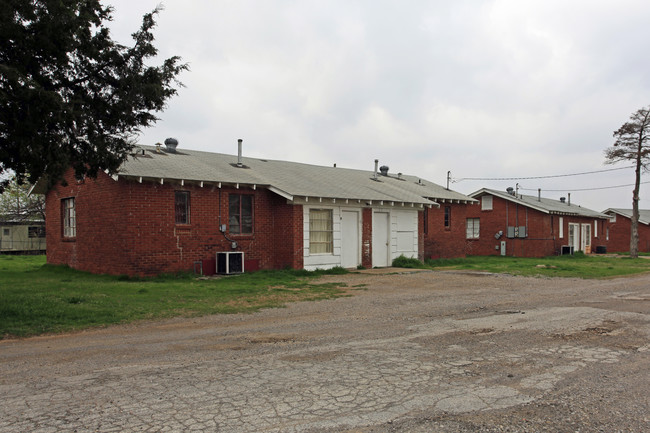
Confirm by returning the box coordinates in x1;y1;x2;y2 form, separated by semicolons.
0;176;45;223
604;106;650;258
0;1;187;189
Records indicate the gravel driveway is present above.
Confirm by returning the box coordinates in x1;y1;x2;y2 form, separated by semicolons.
1;269;649;432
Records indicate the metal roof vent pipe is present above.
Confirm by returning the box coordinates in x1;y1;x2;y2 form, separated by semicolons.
560;197;566;203
374;159;379;180
237;139;243;167
568;193;571;206
506;187;515;195
164;137;178;153
538;188;541;202
379;165;389;176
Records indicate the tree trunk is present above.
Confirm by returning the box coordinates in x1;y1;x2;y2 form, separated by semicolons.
630;141;642;258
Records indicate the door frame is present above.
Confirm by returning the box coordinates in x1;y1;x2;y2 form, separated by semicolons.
340;210;360;268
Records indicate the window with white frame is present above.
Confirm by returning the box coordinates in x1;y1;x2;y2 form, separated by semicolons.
559;217;564;238
466;218;480;239
309;209;333;254
62;197;76;238
594;219;598;237
481;195;493;211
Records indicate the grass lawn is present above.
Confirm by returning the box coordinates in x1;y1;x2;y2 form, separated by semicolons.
0;255;351;339
423;254;650;278
4;253;650;339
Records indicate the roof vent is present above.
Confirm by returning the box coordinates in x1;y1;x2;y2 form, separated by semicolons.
506;187;515;195
560;197;566;203
237;139;243;167
164;137;178;153
379;165;389;176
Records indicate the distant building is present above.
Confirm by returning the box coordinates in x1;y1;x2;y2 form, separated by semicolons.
602;209;650;253
0;221;46;254
465;188;610;257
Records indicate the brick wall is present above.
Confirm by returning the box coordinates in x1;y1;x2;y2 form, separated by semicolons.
361;208;373;268
607;214;650;253
46;169;302;276
424;202;475;259
459;194;609;257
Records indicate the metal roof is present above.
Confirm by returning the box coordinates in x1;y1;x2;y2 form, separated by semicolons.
115;145;476;207
470;188;610;219
603;208;650;225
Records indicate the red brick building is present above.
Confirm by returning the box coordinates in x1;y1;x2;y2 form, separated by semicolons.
461;188;610;258
602;209;650;253
36;141;471;276
423;201;478;259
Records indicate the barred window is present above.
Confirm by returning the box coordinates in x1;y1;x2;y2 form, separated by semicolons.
309;209;333;254
175;191;190;224
28;226;45;238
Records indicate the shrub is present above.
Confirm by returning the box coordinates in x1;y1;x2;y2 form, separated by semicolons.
392;255;425;269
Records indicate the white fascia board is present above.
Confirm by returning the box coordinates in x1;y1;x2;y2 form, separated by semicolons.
268;185;294;201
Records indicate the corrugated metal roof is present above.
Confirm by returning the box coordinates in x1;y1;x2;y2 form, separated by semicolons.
603;208;650;225
117;145;475;206
470;188;610;219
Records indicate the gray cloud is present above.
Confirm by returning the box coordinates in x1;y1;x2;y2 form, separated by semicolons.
107;0;650;210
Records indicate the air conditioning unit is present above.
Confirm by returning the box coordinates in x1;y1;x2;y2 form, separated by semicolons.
216;251;244;274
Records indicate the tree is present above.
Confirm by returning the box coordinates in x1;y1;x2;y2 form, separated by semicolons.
0;1;187;190
604;106;650;258
0;177;45;223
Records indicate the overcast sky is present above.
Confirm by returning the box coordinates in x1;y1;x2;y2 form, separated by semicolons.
106;0;650;211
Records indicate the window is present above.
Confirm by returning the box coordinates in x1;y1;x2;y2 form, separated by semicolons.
444;206;451;229
466;218;480;239
175;191;190;224
309;209;333;254
3;228;9;236
229;194;253;234
559;217;564;238
62;198;76;238
594;219;598;237
481;195;493;211
28;226;45;238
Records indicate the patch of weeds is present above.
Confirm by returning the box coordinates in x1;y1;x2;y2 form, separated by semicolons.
392;255;426;269
67;296;84;304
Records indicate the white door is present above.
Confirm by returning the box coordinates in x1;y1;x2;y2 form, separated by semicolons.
341;210;360;268
372;212;390;267
581;223;592;253
569;223;580;252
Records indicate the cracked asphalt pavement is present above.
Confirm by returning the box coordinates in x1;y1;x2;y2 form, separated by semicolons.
1;269;649;432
